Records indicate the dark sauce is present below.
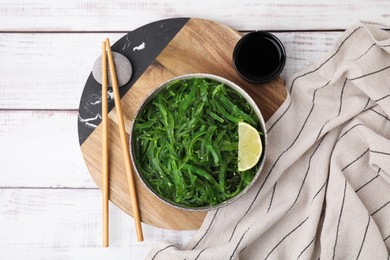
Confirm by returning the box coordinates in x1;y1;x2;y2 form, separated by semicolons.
233;32;285;83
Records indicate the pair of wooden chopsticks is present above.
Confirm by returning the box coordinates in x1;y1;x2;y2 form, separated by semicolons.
101;39;144;247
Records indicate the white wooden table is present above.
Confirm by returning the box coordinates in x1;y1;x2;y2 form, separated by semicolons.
0;1;389;259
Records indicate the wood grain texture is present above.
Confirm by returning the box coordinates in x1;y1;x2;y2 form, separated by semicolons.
0;110;95;188
101;41;110;247
0;33;121;109
1;2;387;259
0;189;195;259
81;18;286;230
0;32;339;109
0;0;389;31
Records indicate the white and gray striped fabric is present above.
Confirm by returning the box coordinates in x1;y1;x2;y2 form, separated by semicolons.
147;24;390;260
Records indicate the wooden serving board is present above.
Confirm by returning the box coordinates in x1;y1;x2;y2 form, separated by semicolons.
78;18;286;230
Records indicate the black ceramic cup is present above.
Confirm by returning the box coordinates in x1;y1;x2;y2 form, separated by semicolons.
233;31;286;83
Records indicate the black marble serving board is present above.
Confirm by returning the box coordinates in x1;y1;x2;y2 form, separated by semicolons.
77;18;189;145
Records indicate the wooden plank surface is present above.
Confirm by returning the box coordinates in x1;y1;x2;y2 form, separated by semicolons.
0;189;195;260
1;2;388;259
0;110;95;188
0;0;389;31
0;32;339;109
0;33;121;109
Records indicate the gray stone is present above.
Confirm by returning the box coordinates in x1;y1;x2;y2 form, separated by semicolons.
92;52;132;87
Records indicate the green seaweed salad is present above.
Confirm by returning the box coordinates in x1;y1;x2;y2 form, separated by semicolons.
133;77;261;208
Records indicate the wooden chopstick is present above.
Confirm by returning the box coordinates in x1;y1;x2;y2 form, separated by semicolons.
102;41;109;247
105;38;144;242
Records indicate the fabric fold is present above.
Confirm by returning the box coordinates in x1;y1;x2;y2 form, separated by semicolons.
147;24;390;260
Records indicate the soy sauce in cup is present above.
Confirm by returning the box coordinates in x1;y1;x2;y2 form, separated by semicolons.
233;32;286;83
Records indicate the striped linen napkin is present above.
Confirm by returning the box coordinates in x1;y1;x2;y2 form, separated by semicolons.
147;24;390;260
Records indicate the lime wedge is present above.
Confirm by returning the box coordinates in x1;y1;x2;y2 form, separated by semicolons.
238;122;262;171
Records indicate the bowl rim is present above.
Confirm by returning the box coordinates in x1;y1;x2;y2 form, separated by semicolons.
129;73;268;211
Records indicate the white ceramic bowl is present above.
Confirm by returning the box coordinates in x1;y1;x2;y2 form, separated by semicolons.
129;73;267;211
